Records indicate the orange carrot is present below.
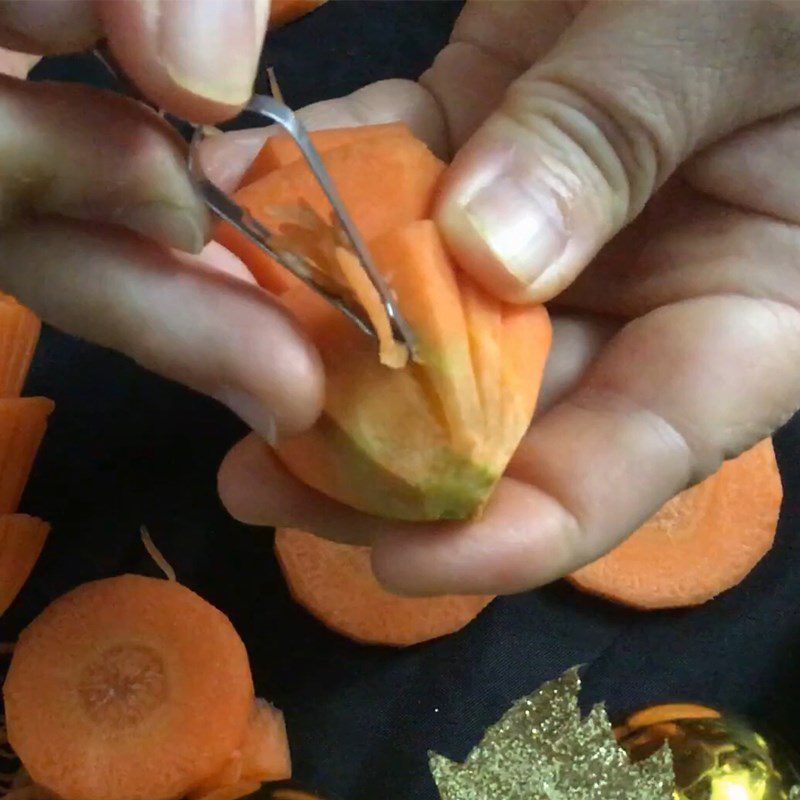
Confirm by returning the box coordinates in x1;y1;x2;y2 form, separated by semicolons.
214;122;551;521
275;528;494;646
0;399;53;515
0;515;49;618
191;699;291;799
622;704;721;731
3;574;291;800
568;439;782;610
275;221;551;520
239;123;411;188
0;298;39;398
268;0;326;28
215;126;445;296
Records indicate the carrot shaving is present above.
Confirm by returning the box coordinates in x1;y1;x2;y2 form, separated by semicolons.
267;203;408;368
140;526;177;582
267;67;284;103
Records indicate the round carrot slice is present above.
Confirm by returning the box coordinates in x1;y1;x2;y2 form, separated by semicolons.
3;574;255;800
568;439;782;610
275;528;493;647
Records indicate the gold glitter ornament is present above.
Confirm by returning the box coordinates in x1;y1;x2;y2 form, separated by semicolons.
429;667;675;800
616;704;800;800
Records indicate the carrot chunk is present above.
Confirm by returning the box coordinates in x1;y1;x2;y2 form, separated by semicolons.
275;528;494;647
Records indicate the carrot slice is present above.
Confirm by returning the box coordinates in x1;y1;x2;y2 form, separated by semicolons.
0;298;39;398
3;574;258;800
0;515;49;618
567;438;782;609
275;528;494;646
623;704;721;730
240;123;411;187
268;0;326;28
0;398;53;515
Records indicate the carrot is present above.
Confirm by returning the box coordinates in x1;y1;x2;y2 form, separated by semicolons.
622;704;721;732
190;699;291;799
0;399;53;515
215;122;551;521
268;0;326;28
239;123;411;188
275;221;551;520
0;515;49;618
0;298;39;398
214;126;445;295
275;528;494;647
567;438;782;610
3;574;291;800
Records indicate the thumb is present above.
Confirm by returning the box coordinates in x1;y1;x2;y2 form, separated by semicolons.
434;0;800;303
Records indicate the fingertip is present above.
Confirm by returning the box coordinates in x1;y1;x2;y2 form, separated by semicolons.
435;128;572;305
217;433;272;523
197;128;272;192
100;0;269;123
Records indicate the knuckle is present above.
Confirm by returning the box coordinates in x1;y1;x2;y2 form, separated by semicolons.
502;70;679;226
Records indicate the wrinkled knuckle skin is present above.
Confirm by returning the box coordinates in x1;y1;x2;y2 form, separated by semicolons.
502;71;678;229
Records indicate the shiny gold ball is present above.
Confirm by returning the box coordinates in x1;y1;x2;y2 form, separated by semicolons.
615;704;800;800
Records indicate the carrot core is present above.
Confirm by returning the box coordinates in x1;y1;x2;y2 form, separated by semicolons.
78;644;167;729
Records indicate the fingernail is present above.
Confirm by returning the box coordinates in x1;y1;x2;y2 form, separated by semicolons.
156;0;268;106
122;202;207;253
214;386;278;446
462;175;567;285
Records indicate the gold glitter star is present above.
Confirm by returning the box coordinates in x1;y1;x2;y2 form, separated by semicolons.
429;667;674;800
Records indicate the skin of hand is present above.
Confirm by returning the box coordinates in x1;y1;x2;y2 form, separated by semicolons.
0;0;325;444
215;0;800;597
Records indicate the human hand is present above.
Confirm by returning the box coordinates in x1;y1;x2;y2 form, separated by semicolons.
0;0;323;443
216;0;800;596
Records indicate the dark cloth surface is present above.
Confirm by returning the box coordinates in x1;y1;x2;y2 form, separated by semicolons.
6;3;800;799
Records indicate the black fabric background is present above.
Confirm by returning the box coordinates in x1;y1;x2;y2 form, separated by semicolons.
5;3;800;799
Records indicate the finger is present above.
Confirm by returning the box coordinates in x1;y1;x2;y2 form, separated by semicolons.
217;433;376;543
0;78;207;253
559;114;800;319
216;311;613;536
420;0;576;150
435;0;800;303
373;291;800;595
536;312;618;413
0;0;100;54
99;0;270;123
0;45;38;78
199;78;447;192
0;220;323;439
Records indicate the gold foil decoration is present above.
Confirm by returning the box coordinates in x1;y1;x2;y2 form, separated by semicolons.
617;704;800;800
429;667;674;800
